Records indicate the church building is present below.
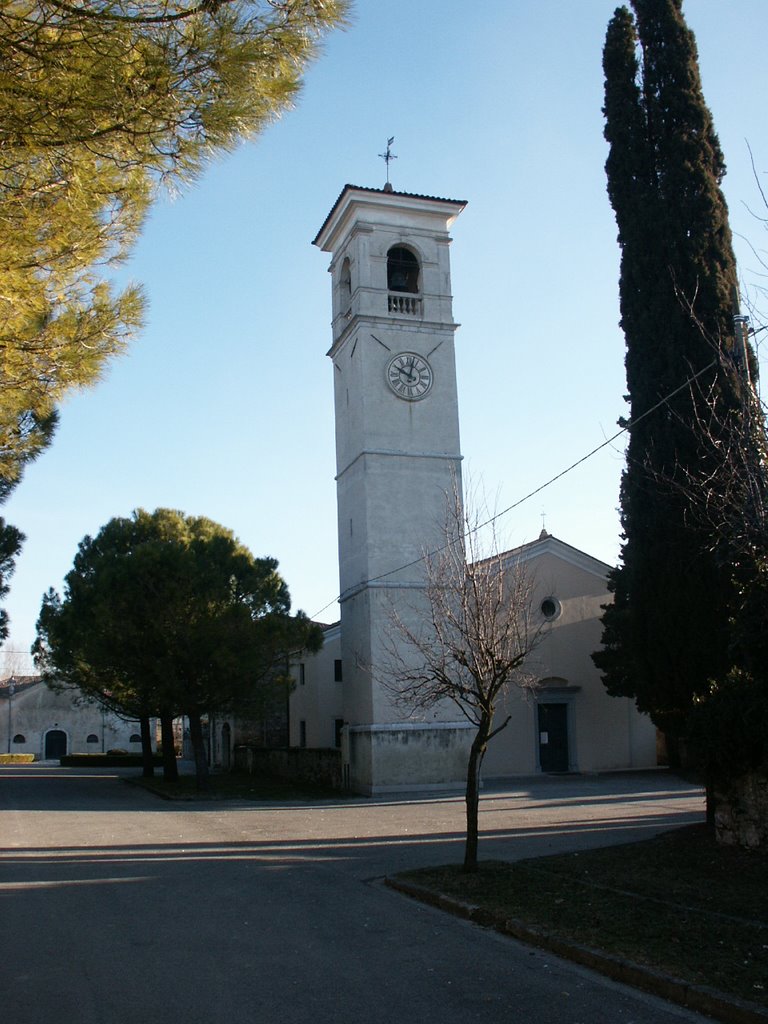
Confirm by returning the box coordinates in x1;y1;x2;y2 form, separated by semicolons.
291;184;657;795
0;676;151;761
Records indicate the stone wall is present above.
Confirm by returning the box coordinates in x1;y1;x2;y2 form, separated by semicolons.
234;745;343;790
713;771;768;851
346;722;473;795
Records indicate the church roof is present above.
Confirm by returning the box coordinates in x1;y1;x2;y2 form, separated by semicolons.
0;675;42;698
313;183;467;249
496;533;613;578
316;620;340;631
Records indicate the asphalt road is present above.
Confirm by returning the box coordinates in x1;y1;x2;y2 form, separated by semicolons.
0;766;709;1024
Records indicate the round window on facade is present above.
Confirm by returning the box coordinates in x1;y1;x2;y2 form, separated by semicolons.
540;597;560;620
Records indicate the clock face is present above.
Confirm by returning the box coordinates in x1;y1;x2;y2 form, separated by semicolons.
386;352;433;401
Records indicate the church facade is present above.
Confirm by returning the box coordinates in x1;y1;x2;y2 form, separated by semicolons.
299;184;657;794
289;533;658;790
0;676;150;761
478;533;658;777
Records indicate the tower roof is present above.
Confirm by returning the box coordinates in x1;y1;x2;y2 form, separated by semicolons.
313;184;467;252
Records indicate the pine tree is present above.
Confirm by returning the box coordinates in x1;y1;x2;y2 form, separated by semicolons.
35;508;323;788
0;1;348;485
0;1;346;638
594;0;757;744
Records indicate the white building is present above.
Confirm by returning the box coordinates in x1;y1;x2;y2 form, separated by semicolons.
289;621;343;752
480;533;657;777
289;534;658;789
313;184;474;793
0;676;150;760
301;184;658;794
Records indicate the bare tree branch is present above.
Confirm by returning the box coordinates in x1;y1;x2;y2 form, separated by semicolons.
381;478;546;871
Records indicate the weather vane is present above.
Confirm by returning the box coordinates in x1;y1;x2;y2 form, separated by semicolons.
379;136;397;189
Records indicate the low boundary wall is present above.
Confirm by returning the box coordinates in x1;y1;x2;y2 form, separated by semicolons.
234;745;343;790
714;771;768;852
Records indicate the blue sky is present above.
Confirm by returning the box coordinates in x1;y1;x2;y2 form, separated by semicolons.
3;1;767;669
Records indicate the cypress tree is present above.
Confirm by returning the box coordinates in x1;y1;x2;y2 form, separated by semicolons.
594;0;757;744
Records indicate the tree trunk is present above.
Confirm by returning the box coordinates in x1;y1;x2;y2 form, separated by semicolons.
188;710;209;791
463;749;481;872
139;714;154;778
463;723;489;873
705;772;715;829
160;713;178;781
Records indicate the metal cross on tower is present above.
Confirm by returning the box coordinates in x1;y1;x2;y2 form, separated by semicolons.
379;136;397;188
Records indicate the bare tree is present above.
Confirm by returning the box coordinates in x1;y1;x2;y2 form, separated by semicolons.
0;643;34;680
383;485;546;872
677;145;768;558
739;142;768;341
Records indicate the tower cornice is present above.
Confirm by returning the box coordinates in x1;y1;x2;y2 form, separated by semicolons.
326;316;459;360
313;184;467;253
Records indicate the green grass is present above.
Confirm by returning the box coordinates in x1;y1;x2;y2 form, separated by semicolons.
129;771;346;803
397;826;768;1008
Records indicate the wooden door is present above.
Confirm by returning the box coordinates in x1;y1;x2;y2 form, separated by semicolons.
538;703;569;772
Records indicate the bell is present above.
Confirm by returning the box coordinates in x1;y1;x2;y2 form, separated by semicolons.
390;267;409;291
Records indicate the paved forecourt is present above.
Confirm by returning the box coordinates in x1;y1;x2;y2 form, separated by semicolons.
0;767;707;1024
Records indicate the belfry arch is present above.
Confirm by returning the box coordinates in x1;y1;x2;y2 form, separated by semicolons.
386;245;420;293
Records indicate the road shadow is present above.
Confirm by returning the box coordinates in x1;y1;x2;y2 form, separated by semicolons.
0;765;703;815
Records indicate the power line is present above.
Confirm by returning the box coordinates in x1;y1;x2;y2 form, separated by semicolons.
310;359;718;620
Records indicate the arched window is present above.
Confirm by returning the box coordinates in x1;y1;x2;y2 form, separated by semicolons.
339;257;352;304
129;734;141;743
539;677;569;689
387;246;419;293
86;734;99;744
12;734;25;744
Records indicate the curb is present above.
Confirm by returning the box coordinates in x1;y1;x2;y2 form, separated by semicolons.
385;877;768;1024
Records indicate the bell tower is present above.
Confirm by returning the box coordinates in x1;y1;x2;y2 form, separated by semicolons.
313;185;472;793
